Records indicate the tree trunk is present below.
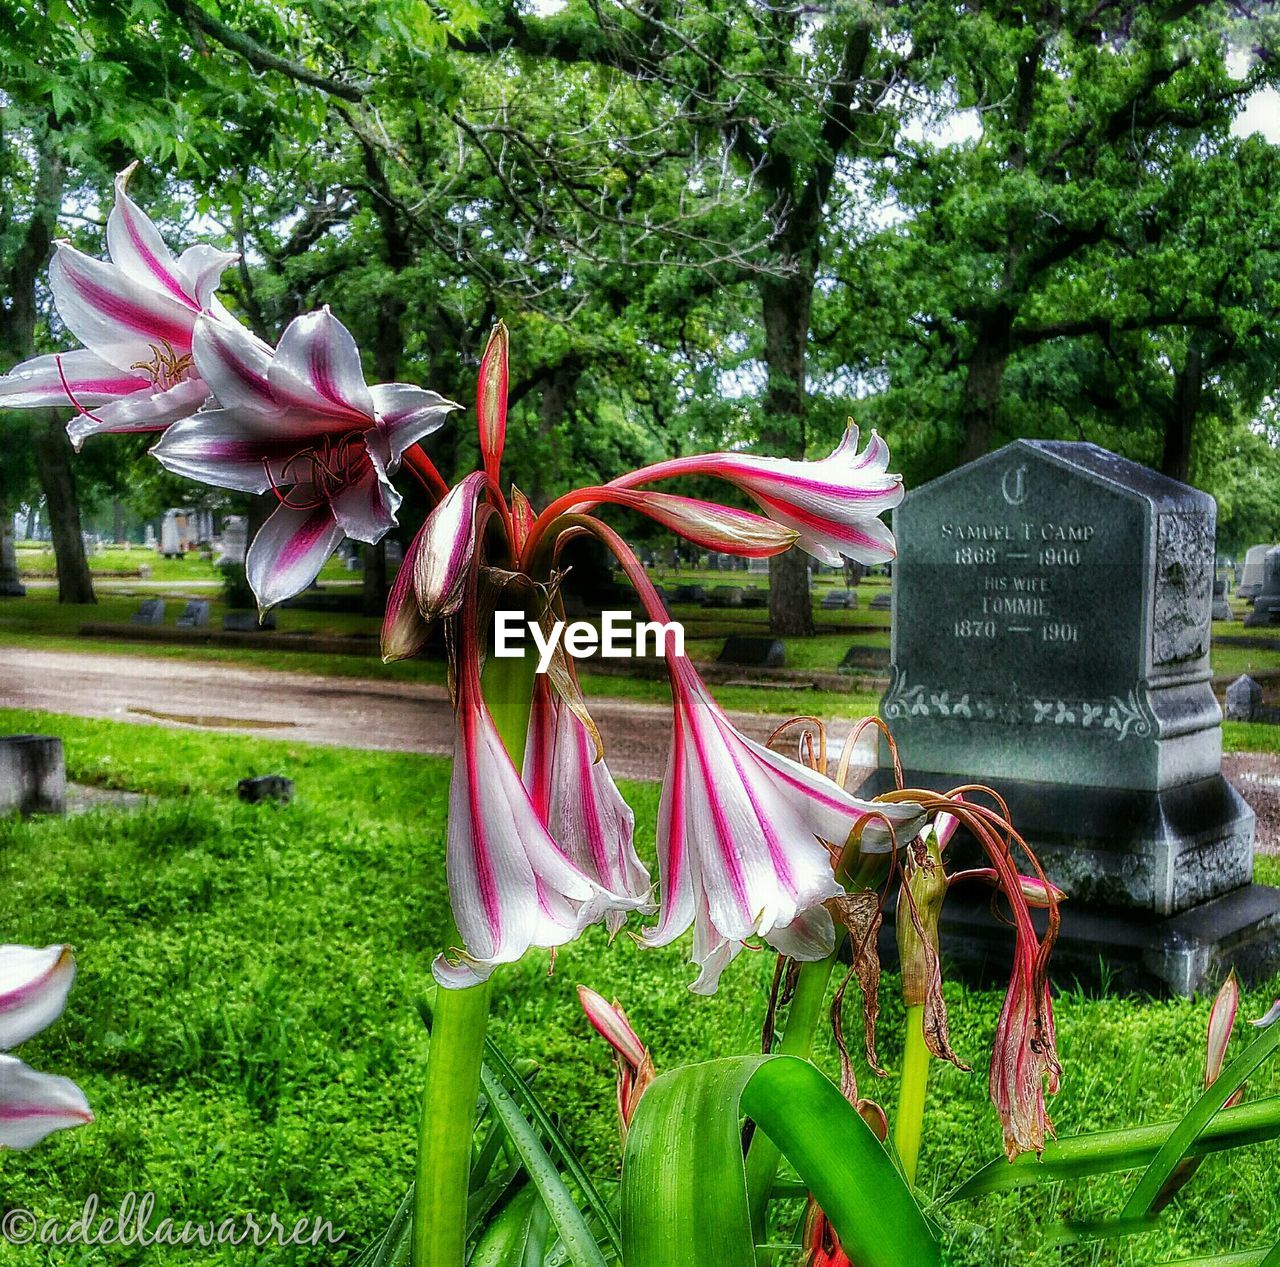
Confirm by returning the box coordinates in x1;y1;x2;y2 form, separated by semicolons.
30;411;95;604
959;315;1014;464
759;271;816;636
1161;344;1202;484
362;540;388;615
0;498;24;597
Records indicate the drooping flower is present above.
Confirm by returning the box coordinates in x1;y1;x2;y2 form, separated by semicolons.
646;653;924;994
0;163;240;448
0;944;92;1150
610;423;904;565
432;579;642;988
152;309;458;610
524;678;652;936
577;986;655;1135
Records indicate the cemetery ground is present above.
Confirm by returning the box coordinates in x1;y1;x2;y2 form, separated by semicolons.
0;706;1278;1267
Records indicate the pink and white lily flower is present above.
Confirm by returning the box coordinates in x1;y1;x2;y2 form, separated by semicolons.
152;309;458;610
0;944;92;1150
525;678;653;937
609;423;903;565
434;623;643;989
0;163;241;449
647;654;924;993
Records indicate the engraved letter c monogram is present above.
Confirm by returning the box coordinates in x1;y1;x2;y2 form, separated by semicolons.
1002;464;1027;506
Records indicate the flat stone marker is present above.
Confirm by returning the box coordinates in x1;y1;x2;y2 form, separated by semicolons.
839;645;890;673
1239;544;1272;599
131;599;165;626
707;586;745;609
863;439;1277;995
821;590;853;610
176;600;210;629
223;610;277;632
740;587;767;609
870;591;892;611
0;735;66;815
1225;675;1264;722
237;775;294;804
673;585;706;604
718;636;785;668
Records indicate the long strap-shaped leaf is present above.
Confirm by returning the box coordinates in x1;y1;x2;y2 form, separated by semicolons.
478;1060;610;1267
1156;1250;1277;1267
948;1096;1280;1199
621;1055;937;1267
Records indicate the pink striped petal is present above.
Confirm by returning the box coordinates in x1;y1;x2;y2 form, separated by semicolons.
105;163;198;308
0;1054;92;1150
577;986;648;1068
381;517;433;662
412;472;488;624
477;322;508;484
0;945;75;1050
524;681;651;936
191;314;286;421
150;407;305;493
68;376;209;449
268;307;374;421
175;243;238;310
329;457;400;544
0;349;149;410
246;500;345;612
368;383;459;470
50;243;196;372
593;489;797;557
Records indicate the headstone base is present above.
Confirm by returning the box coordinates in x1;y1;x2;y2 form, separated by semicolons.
888;882;1280;997
859;767;1256;916
0;575;25;597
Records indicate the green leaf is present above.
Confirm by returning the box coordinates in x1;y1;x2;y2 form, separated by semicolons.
482;1030;622;1258
478;1061;609;1267
621;1055;936;1267
949;1095;1280;1200
1155;1252;1273;1267
351;1182;415;1267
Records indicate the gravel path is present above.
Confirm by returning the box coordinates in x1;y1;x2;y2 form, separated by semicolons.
0;646;876;783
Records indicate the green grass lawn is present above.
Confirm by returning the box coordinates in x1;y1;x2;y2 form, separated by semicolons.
0;710;1276;1264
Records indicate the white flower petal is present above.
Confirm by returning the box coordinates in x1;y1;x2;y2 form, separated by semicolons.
0;946;75;1050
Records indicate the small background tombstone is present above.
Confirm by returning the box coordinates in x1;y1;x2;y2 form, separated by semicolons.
708;586;744;608
131;598;165;626
1225;675;1264;722
0;735;66;815
1212;575;1233;622
821;590;853;610
1238;544;1273;599
1244;546;1280;627
223;610;277;632
237;775;294;804
718;635;785;668
176;600;210;629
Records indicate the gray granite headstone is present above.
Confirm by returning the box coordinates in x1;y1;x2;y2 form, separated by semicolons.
863;440;1277;994
1238;544;1272;599
708;586;744;608
131;599;165;626
674;585;706;604
223;610;277;632
1225;675;1263;722
218;516;247;566
1212;575;1233;622
0;735;65;815
870;591;892;611
1244;547;1280;628
821;590;854;610
176;600;210;629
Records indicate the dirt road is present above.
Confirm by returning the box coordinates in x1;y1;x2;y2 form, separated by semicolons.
0;646;877;783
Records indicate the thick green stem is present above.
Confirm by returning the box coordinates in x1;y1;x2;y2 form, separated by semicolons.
745;949;840;1240
411;649;537;1267
893;1004;930;1188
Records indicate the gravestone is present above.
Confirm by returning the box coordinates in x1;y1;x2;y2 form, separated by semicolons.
1212;575;1233;622
1244;547;1280;628
718;635;785;668
708;586;745;609
1225;675;1263;722
0;736;66;815
863;439;1279;995
870;591;892;611
741;587;767;609
218;516;247;566
673;585;706;604
1238;544;1272;600
176;600;210;629
822;590;854;610
159;510;183;559
0;516;24;597
839;644;890;673
143;524;157;549
131;599;165;626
